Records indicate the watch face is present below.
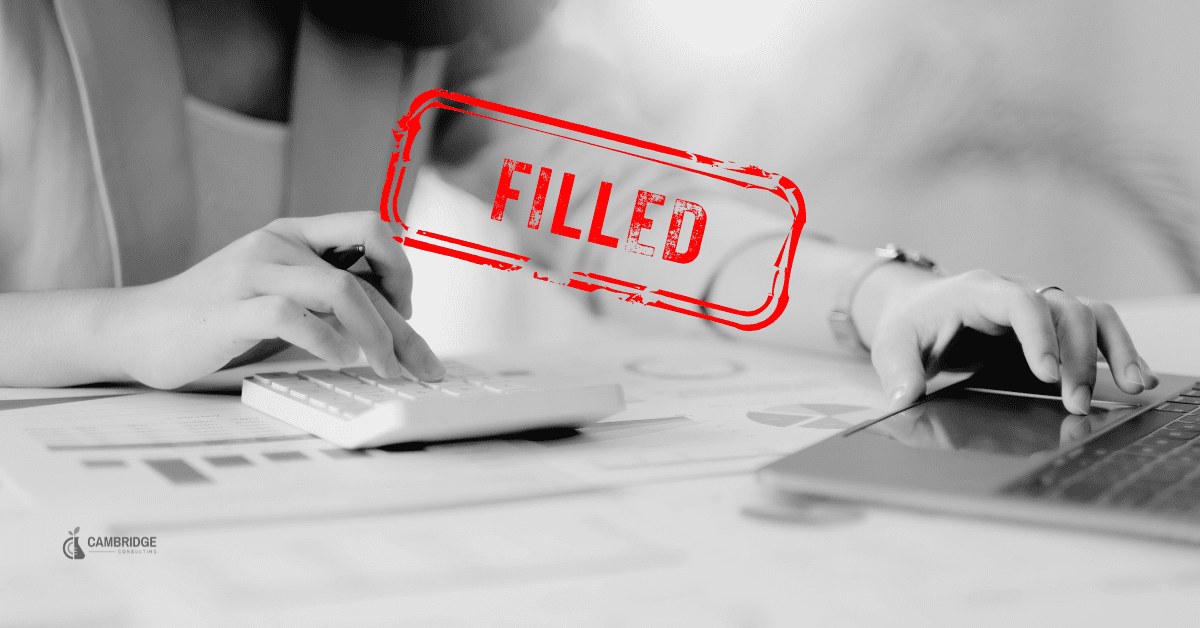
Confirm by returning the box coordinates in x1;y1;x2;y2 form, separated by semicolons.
880;245;938;272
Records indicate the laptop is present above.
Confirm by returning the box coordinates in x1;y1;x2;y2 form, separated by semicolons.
758;355;1200;544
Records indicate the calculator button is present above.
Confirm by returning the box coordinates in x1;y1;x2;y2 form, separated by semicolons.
342;368;419;386
254;372;298;386
353;391;401;405
434;383;490;397
421;376;473;389
340;367;381;383
298;370;362;389
377;381;425;394
332;382;378;397
392;388;442;401
304;396;343;410
482;381;533;392
282;382;325;398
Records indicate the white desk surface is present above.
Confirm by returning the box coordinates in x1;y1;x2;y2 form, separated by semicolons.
4;297;1200;627
1114;295;1200;376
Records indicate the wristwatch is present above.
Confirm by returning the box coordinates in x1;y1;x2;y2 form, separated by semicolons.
829;244;940;356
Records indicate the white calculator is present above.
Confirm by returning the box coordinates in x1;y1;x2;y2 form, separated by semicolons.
241;361;626;448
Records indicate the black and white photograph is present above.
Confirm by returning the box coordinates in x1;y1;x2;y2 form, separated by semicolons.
3;1;1200;625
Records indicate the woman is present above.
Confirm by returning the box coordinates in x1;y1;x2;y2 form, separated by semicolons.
0;0;1157;413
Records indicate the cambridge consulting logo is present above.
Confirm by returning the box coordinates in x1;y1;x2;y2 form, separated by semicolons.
63;526;85;560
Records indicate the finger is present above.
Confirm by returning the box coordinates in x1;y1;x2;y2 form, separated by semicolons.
924;415;954;449
967;280;1061;384
264;213;414;319
867;409;930;447
358;280;445;381
871;322;928;410
1138;355;1161;389
249;264;403;377
1059;414;1090;446
1085;299;1145;394
234;296;358;365
1043;291;1097;415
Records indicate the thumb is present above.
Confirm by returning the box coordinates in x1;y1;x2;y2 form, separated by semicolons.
871;324;928;411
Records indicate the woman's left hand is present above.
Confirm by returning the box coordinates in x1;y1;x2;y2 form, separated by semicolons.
856;266;1159;414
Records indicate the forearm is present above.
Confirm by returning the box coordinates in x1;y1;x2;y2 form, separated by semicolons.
0;288;131;387
708;237;936;354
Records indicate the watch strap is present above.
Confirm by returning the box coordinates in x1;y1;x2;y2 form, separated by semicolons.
829;244;940;355
829;256;893;356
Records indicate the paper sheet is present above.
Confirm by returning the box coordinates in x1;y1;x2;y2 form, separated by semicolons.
0;338;891;531
456;337;891;483
0;391;592;531
45;475;1200;628
6;338;1200;626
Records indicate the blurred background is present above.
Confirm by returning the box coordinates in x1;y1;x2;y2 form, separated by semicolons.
407;0;1200;354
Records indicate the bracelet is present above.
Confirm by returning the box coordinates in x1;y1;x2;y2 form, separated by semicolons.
828;244;940;355
698;231;791;332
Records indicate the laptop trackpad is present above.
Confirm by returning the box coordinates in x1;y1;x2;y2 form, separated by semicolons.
861;388;1139;462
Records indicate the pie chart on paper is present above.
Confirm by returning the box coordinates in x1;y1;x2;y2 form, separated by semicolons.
746;403;872;429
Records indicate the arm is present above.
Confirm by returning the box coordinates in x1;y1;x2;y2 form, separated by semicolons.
0;213;444;389
0;289;126;387
710;237;1159;414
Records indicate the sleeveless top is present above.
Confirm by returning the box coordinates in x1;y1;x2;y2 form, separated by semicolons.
184;96;288;264
0;0;445;290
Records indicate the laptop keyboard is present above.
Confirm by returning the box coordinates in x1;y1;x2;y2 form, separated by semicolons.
1005;387;1200;515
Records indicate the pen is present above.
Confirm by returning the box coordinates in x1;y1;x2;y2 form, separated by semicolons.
321;244;366;270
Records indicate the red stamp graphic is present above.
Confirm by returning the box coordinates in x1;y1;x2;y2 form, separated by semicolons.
380;90;806;331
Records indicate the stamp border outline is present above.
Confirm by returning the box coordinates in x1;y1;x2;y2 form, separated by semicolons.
379;89;806;332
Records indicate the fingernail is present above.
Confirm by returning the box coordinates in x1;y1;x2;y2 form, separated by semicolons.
1070;385;1092;415
1124;363;1146;389
889;384;908;408
1139;358;1160;387
425;356;446;382
1040;354;1060;382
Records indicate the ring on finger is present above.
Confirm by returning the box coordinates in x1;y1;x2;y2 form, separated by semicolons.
1035;285;1065;296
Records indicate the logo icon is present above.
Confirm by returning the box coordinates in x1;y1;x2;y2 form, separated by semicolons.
62;526;85;560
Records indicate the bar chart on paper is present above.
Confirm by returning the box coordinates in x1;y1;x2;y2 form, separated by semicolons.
0;391;594;529
17;393;315;451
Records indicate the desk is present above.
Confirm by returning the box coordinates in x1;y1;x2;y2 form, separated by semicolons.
4;298;1200;627
1114;295;1200;375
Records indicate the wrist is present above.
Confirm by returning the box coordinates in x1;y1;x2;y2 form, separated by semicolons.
851;261;939;349
92;285;149;383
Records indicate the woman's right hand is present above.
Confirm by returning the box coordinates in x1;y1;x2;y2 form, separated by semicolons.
107;212;444;389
